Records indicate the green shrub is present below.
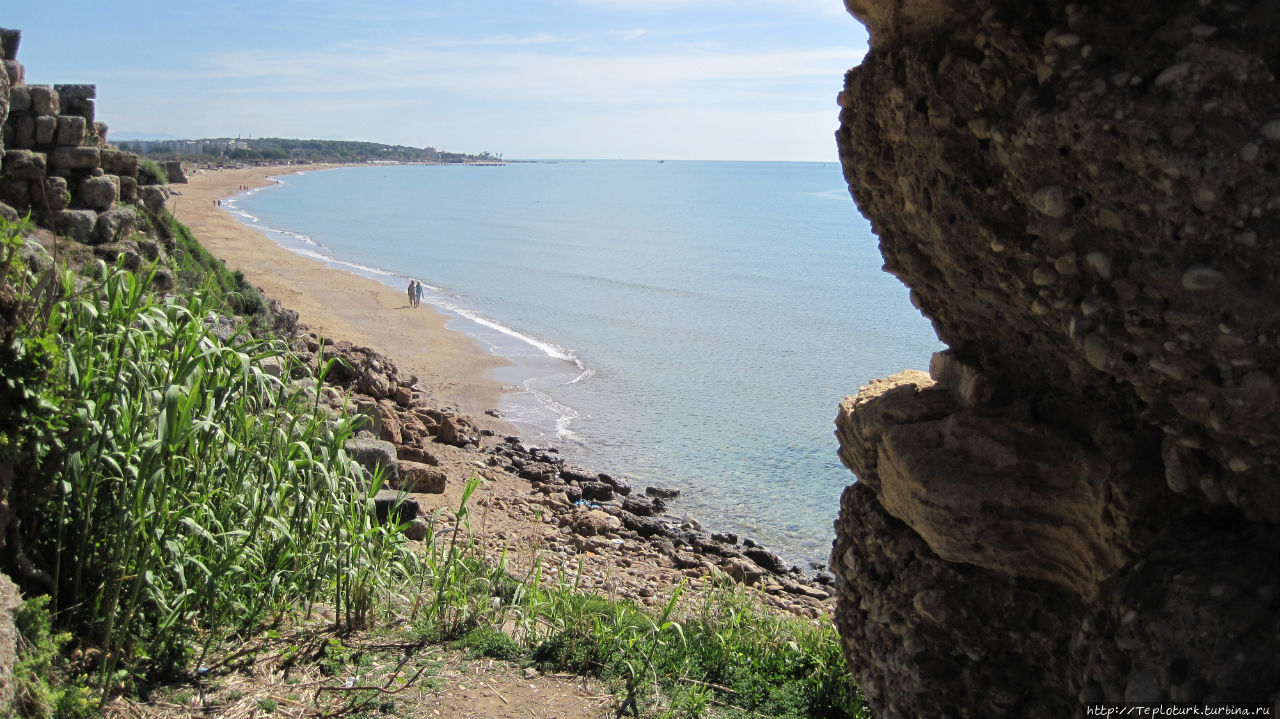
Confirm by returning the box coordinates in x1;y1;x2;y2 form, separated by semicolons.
455;626;521;661
138;158;168;186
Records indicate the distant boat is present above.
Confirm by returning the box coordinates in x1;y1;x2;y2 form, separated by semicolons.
658;160;664;164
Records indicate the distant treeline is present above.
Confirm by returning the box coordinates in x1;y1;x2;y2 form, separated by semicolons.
112;137;500;164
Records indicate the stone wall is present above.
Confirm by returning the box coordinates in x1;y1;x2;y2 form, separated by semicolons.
831;0;1280;715
0;27;165;243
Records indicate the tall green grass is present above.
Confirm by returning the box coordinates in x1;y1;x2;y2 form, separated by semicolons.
1;219;416;693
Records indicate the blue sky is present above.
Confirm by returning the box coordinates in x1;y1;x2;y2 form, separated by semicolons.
5;1;867;160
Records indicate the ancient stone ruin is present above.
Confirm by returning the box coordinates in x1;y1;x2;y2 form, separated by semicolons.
830;0;1279;715
0;27;166;243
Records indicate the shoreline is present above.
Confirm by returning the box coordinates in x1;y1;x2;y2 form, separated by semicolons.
167;164;511;425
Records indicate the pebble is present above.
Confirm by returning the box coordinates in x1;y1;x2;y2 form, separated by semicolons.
1180;265;1225;291
1083;333;1111;371
1240;142;1260;162
1033;265;1059;286
1154;62;1191;88
1261;119;1280;141
1031;185;1069;218
1084;251;1112;279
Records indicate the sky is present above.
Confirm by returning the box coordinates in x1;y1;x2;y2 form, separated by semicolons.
4;1;868;161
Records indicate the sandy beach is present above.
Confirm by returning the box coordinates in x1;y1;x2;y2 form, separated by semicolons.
167;164;509;420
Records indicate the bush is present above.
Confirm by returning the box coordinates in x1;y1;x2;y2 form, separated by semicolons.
138;158;167;186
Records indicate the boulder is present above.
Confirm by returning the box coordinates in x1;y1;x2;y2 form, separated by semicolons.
2;60;22;86
0;203;17;223
579;481;613;502
376;399;402;443
372;489;418;526
93;242;141;271
11;117;33;149
33;116;56;146
150;268;176;292
356;369;391;399
93;206;135;244
621;495;663;517
398;461;447;494
54;209;96;243
344;436;398;486
138;184;168;213
396;444;439;466
437;415;479;447
645;485;680;499
569;509;621;537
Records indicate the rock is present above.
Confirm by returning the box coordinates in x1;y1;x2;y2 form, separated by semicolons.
99;148;138;177
356;369;391;399
621;495;663;517
27;84;59;115
376;400;402;443
570;509;621;537
579;481;614;502
345;436;398;486
743;547;788;576
437;415;479;447
404;518;430;541
93;242;141;271
645;485;680;499
832;0;1280;715
720;557;765;586
162;160;186;184
139;184;168;213
47;146;99;170
54;209;96;244
0;574;22;710
94;207;135;245
43;176;68;211
55;115;86;146
79;175;119;211
372;489;419;526
2;149;45;179
33;116;56;145
398;461;447;494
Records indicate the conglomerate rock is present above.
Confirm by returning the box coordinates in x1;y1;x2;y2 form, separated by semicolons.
831;0;1280;715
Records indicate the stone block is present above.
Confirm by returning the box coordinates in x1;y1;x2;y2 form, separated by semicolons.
1;124;11;148
118;175;137;203
54;209;96;243
34;116;56;145
0;28;19;61
162;160;186;184
48;146;99;170
27;85;58;116
93;122;108;143
93;206;135;244
139;184;167;214
2;149;45;179
56;115;86;146
100;148;138;177
79;174;118;211
2;60;22;86
44;176;68;211
12;115;34;149
0;177;30;208
8;86;29;113
54;84;95;119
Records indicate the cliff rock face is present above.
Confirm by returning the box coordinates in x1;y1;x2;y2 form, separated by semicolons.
831;0;1280;715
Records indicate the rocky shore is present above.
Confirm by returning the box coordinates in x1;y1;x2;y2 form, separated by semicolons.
245;298;836;617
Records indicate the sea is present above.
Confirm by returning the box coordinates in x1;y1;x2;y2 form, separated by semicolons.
225;160;943;570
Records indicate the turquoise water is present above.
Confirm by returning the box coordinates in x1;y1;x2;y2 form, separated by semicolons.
228;161;943;568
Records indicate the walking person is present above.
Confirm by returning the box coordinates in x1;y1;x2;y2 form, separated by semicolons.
407;279;417;307
415;280;425;308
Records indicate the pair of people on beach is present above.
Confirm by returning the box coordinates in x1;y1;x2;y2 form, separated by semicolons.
407;280;425;308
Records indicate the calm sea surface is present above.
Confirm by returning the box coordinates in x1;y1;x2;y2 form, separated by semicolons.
228;161;942;569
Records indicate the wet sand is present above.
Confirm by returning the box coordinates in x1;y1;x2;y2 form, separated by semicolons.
167;164;509;419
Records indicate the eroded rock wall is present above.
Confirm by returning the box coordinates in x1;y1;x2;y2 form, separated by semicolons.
831;0;1280;715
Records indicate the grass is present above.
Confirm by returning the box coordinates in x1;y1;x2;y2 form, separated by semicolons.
0;214;867;718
